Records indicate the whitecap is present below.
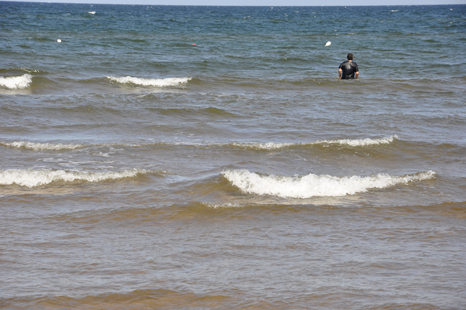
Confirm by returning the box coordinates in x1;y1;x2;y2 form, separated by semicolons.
230;142;294;150
314;135;398;147
107;76;191;87
0;168;150;188
1;141;85;151
0;74;33;89
222;169;435;198
230;135;397;150
203;202;243;209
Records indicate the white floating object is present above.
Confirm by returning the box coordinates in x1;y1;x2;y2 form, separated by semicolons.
57;39;61;43
325;41;331;46
87;11;96;14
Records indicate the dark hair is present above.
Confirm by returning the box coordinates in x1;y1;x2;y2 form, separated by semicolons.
347;53;354;60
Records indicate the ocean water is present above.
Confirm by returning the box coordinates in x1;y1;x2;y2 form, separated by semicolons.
1;2;466;309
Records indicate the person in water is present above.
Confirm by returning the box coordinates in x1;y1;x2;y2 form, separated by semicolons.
339;53;359;80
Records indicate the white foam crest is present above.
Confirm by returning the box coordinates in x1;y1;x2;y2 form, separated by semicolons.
315;135;398;147
107;76;191;87
230;142;294;150
203;202;243;209
0;74;33;89
230;136;397;150
1;141;85;151
0;169;149;188
222;169;435;198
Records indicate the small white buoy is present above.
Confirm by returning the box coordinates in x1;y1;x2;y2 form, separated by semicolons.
325;41;331;47
57;39;61;43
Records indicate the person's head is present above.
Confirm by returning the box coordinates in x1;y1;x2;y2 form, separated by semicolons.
347;53;354;60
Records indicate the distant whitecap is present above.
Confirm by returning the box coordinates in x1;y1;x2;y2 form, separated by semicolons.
0;141;84;151
107;76;191;87
315;135;398;147
230;135;398;150
87;11;96;14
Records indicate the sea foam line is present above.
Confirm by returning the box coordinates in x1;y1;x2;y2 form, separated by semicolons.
230;135;398;150
0;168;150;188
222;169;435;198
1;136;397;152
1;141;85;151
0;74;33;89
0;141;151;151
315;135;398;147
107;76;191;87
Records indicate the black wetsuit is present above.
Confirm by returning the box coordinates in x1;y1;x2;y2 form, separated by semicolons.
339;60;359;79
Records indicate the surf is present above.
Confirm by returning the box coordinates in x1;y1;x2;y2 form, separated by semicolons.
0;74;33;89
0;141;86;151
229;135;398;150
0;168;151;188
222;169;436;198
107;76;191;87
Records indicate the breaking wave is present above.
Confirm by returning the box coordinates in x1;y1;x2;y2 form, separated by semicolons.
1;141;85;151
222;169;435;198
230;142;294;150
107;76;191;87
0;168;150;188
317;135;397;147
0;141;154;151
0;74;33;89
1;136;398;152
230;135;397;150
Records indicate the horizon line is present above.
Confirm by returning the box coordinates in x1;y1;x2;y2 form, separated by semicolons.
2;0;464;6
